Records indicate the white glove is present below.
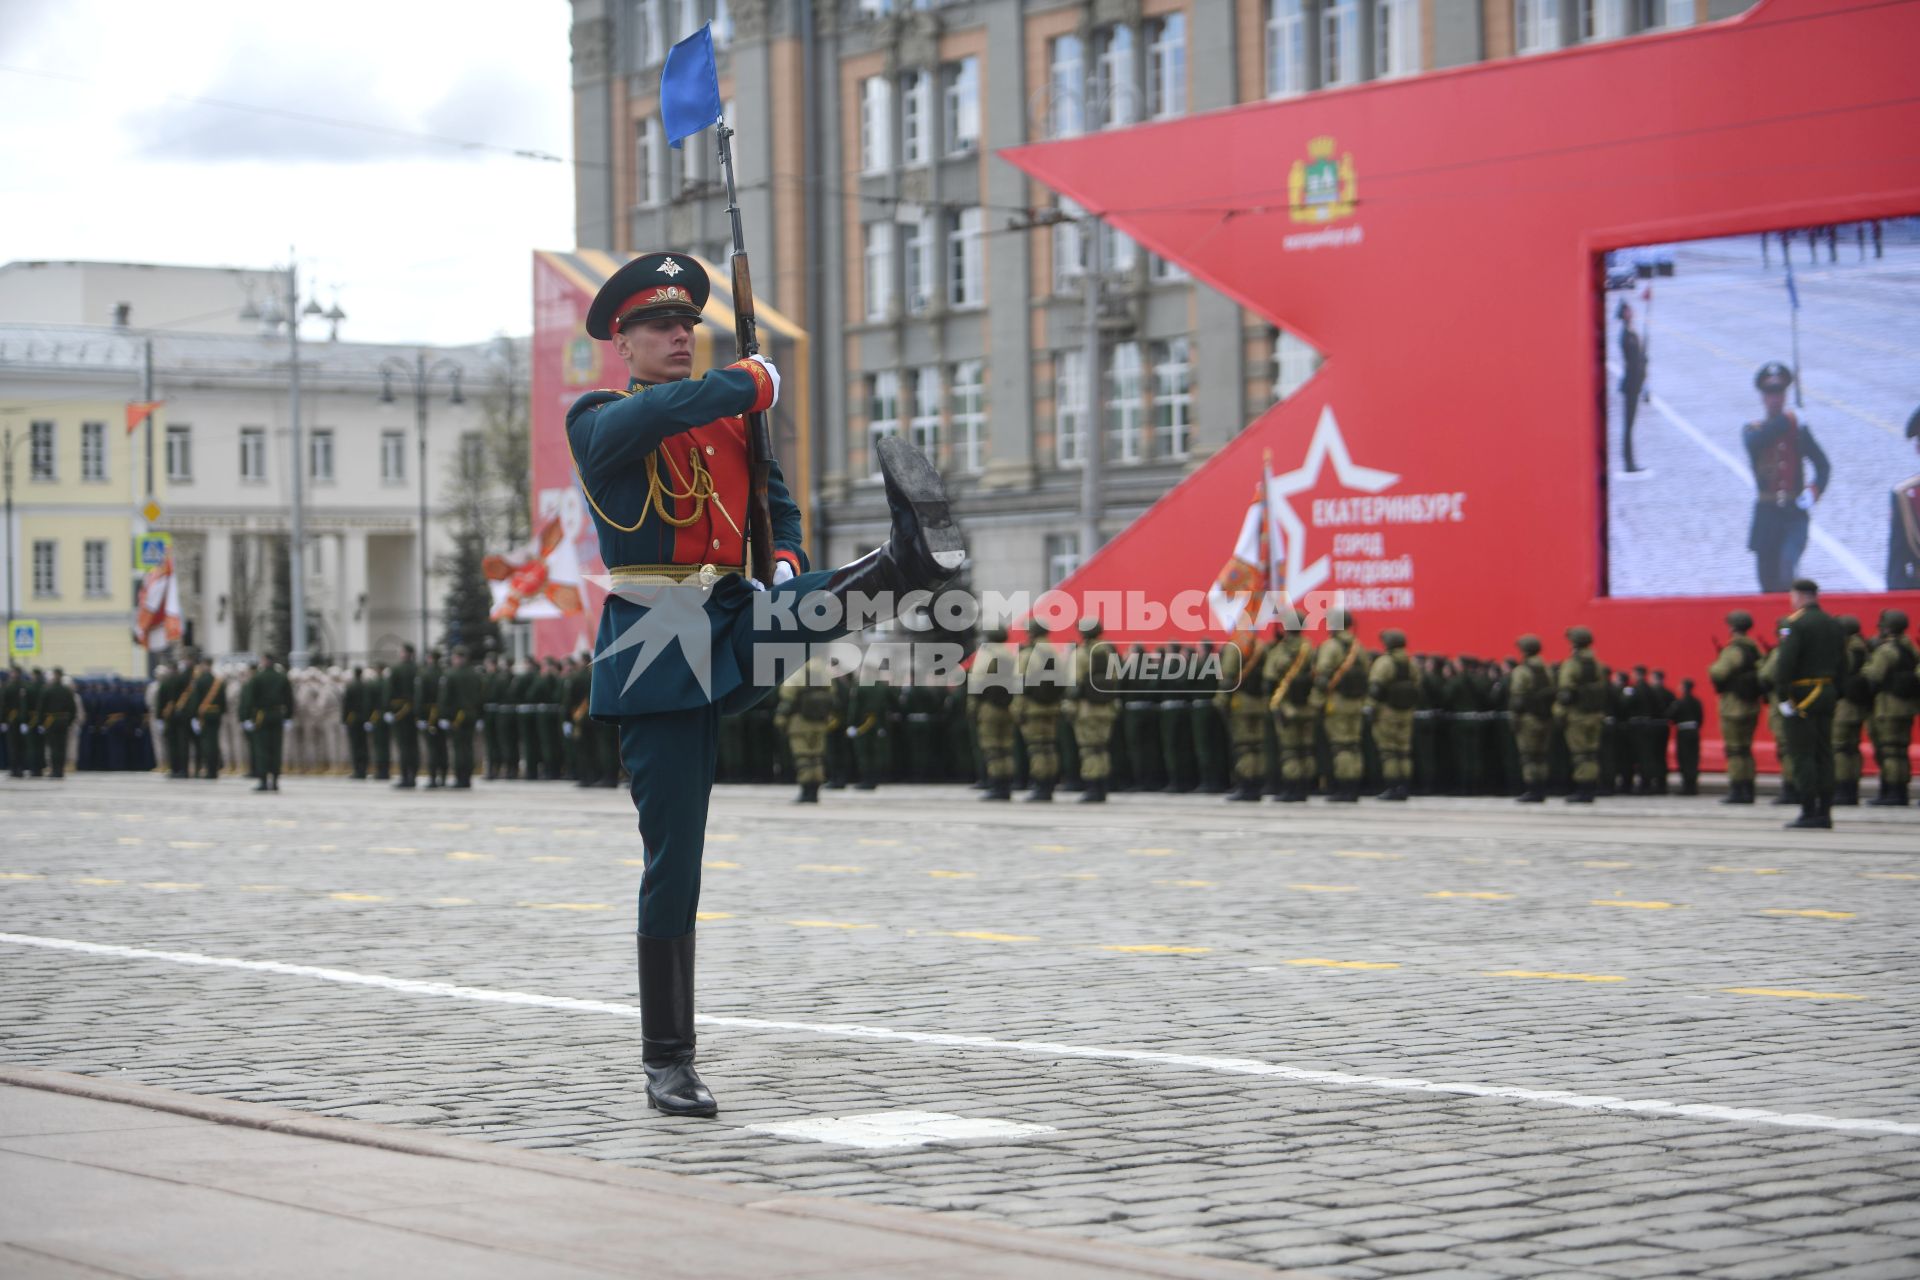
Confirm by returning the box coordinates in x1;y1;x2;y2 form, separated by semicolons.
477;719;485;730
747;354;780;409
283;719;293;728
191;718;201;734
562;723;573;739
438;719;450;731
845;726;857;738
383;712;394;724
1779;701;1797;719
243;722;254;733
416;720;427;730
773;560;795;586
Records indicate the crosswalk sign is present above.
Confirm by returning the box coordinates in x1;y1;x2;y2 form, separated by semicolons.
7;619;39;660
135;532;172;573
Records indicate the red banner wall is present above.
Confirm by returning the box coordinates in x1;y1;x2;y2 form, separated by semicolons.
1003;0;1920;771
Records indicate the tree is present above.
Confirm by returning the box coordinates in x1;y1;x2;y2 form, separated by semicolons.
440;528;499;656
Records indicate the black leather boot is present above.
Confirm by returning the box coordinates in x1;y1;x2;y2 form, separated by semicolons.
1076;779;1106;803
637;932;717;1117
981;779;1012;801
1025;777;1055;802
820;436;966;626
1869;779;1906;806
794;781;820;803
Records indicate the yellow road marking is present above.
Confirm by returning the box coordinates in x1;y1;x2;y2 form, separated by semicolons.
369;847;417;855
797;864;865;874
927;870;977;879
1128;847;1177;857
787;919;877;930
784;835;821;844
1488;970;1625;983
141;882;202;891
1428;891;1515;901
1724;987;1864;1001
239;885;288;892
73;877;124;886
315;845;339;853
696;911;734;921
1761;908;1855;920
521;902;613;912
1710;866;1783;875
1032;844;1074;853
116;813;144;821
1287;958;1402;970
493;826;533;834
435;897;475;906
1336;850;1401;861
1505;859;1532;866
1288;883;1360;893
116;837;143;846
432;823;471;831
1155;879;1216;888
704;859;741;869
1582;860;1634;869
621;858;647;867
1060;872;1099;880
529;856;574;864
1102;944;1210;955
1592;899;1681;910
1860;872;1918;881
445;851;491;861
167;841;211;850
944;930;1038;942
329;892;387;903
857;838;900;847
0;872;46;880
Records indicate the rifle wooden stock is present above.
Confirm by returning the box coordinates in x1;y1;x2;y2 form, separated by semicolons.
731;252;776;586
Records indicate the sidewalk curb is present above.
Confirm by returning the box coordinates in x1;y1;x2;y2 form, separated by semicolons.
1;1065;1304;1280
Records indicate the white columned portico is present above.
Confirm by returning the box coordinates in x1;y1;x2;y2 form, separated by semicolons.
203;528;235;657
342;527;370;661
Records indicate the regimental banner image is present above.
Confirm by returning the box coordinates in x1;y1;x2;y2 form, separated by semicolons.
1602;216;1920;598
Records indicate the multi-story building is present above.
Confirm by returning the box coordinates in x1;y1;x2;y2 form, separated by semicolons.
568;0;1756;597
0;261;524;674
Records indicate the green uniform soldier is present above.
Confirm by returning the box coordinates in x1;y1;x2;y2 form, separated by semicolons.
1366;630;1418;801
1556;626;1607;803
1120;645;1163;793
1864;608;1919;806
777;655;836;803
1156;643;1197;793
1441;658;1491;795
343;666;372;779
370;664;393;780
480;657;504;780
40;670;76;779
440;646;485;788
1508;635;1554;802
244;654;291;792
1832;616;1871;806
517;661;545;781
1190;639;1230;794
1218;634;1269;802
970;625;1018;801
544;657;570;779
824;671;856;789
160;662;193;778
2;665;24;778
1315;620;1367;803
1709;611;1764;804
1772;579;1845;828
900;681;944;782
1014;623;1067;801
1263;621;1317;802
386;644;420;789
1070;618;1119;803
496;661;523;780
187;661;225;779
419;650;448;789
567;656;598;786
848;674;895;791
1670;678;1704;795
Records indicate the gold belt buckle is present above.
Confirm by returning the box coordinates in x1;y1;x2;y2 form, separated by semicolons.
696;563;719;587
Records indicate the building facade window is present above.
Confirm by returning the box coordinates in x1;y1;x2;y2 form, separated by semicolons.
166;425;192;481
1053;198;1085;293
1581;0;1628;38
460;431;485;478
946;207;983;307
867;370;901;476
380;430;406;483
1092;25;1136;129
240;427;266;482
1153;338;1194;460
941;57;979;154
1106;341;1146;464
1098;220;1138;275
634;0;663;66
80;421;107;481
1274;329;1322;401
1150;252;1190;283
1044;532;1082;589
309;429;335;483
1516;0;1561;52
1146;14;1186;119
1049;35;1084;138
909;366;941;459
29;421;55;480
669;0;701;42
640;117;666;207
678;121;709;193
950;358;986;473
1376;0;1420;76
902;211;934;313
84;539;110;598
860;76;892;173
900;69;931;165
1267;0;1308;96
712;0;732;45
864;221;895;320
1647;0;1694;26
1055;350;1088;468
1322;0;1361;85
32;539;57;597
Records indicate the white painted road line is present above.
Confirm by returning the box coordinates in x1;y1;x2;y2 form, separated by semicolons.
746;1110;1059;1150
4;931;1916;1140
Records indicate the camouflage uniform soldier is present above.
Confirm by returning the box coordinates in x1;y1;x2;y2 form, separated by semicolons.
1507;635;1554;802
1864;608;1918;806
1709;611;1764;804
1015;623;1067;802
1367;629;1418;801
1315;620;1368;803
1263;620;1317;802
1759;624;1797;806
777;655;836;803
970;625;1018;801
1832;615;1871;806
1556;626;1607;803
1217;633;1269;802
1070;618;1119;803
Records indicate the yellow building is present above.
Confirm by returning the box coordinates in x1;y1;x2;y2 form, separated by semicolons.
4;397;167;675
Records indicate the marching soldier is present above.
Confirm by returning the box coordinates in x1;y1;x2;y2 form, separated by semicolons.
969;624;1018;801
1507;635;1555;802
1833;616;1871;806
243;653;291;792
442;645;485;788
386;644;420;789
40;669;76;779
1864;608;1918;806
1709;611;1764;804
1263;617;1318;802
188;659;225;779
419;648;448;789
1070;617;1118;803
1772;579;1844;828
1759;623;1797;807
1743;362;1831;593
1217;630;1269;802
777;654;835;803
1014;622;1066;801
161;660;193;778
343;666;372;779
1367;629;1419;801
1669;677;1704;795
1315;616;1367;803
1886;406;1919;589
369;662;393;780
1556;626;1607;803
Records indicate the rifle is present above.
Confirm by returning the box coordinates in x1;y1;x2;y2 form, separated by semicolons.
716;123;776;587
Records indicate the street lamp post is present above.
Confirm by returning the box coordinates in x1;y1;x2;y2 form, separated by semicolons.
2;425;25;655
380;354;464;654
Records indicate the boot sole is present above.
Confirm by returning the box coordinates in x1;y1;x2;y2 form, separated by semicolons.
647;1093;719;1117
876;436;966;575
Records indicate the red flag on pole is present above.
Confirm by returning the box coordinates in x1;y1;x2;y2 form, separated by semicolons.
126;401;163;434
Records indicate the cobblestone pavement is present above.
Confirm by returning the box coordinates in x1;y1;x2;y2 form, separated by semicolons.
4;773;1918;1278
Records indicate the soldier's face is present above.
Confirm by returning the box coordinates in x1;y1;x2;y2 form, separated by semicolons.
615;317;697;384
1761;389;1787;416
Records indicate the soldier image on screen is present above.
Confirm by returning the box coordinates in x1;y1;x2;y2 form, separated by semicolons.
1617;300;1649;474
1742;362;1831;593
1889;407;1920;590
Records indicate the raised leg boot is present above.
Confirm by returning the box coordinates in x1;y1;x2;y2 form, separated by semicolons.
820;437;966;627
637;932;717;1117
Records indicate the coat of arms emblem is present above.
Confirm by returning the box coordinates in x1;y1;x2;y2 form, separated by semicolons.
1289;137;1357;224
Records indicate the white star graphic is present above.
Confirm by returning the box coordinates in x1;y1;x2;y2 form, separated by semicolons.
585;574;716;697
1264;404;1399;599
657;259;684;278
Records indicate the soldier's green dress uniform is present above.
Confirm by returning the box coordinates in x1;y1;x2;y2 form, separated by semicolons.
544;657;570;779
386;648;420;788
1832;616;1870;805
1772;585;1845;827
1709;613;1765;804
1315;626;1368;802
1190;640;1230;794
244;658;291;791
1218;636;1269;802
419;653;448;789
1556;626;1607;802
369;665;393;779
1744;363;1832;593
567;658;598;785
900;682;944;781
970;627;1018;801
1366;631;1418;801
1441;659;1489;795
188;664;225;778
439;649;483;787
1156;644;1197;793
1014;628;1067;801
1120;648;1163;792
2;667;24;778
1263;625;1317;802
496;663;523;780
777;655;836;802
40;674;76;779
1864;609;1919;806
343;669;372;779
1670;680;1704;795
1069;619;1118;803
1508;636;1554;801
160;666;193;778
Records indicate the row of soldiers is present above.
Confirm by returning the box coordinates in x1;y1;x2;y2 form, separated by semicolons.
1709;606;1920;807
154;655;295;790
1;667;80;779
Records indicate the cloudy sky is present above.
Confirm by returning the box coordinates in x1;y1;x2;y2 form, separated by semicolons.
1;0;577;345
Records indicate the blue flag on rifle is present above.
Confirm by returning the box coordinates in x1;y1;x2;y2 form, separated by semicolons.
661;24;723;149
